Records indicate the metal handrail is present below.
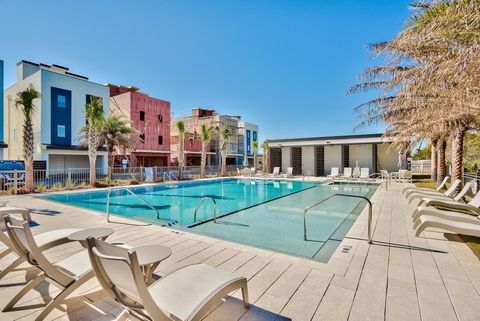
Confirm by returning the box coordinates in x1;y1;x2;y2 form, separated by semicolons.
193;197;217;223
303;193;373;244
106;187;163;222
168;171;179;182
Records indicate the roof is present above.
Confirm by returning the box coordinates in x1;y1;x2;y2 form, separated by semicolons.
268;133;392;147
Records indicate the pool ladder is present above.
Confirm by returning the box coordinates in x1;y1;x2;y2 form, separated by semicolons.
303;194;373;244
105;187;165;222
193;197;218;224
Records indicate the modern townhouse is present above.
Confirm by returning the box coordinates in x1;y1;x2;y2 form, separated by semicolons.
171;108;259;167
3;60;109;171
108;84;171;167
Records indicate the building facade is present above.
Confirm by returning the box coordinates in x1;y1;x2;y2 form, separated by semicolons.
268;133;405;176
108;84;171;167
4;60;109;170
0;60;6;159
239;120;259;166
171;108;259;167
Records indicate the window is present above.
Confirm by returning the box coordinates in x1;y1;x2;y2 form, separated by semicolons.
57;125;66;138
158;114;163;123
253;131;257;141
140;111;145;121
57;95;66;108
140;134;145;143
158;135;163;145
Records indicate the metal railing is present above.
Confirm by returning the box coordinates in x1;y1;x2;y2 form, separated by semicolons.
303;193;373;243
193;197;218;223
163;171;178;183
105;187;163;222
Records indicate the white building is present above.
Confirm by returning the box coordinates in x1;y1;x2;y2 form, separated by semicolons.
0;60;6;159
4;60;109;170
239;120;259;166
268;133;405;176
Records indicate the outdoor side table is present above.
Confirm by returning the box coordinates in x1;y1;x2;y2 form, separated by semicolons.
131;244;172;284
68;227;114;247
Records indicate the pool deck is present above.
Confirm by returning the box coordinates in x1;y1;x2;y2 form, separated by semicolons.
0;182;480;320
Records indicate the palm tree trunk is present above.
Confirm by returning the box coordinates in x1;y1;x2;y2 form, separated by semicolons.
430;139;438;181
254;154;257;169
437;139;447;185
221;150;226;176
264;151;269;173
200;143;206;178
23;118;35;191
451;126;466;192
178;137;184;180
88;127;98;186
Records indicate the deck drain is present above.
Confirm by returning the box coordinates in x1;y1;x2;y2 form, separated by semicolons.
341;245;352;253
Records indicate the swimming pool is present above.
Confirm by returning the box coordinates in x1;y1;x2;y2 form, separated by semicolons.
43;178;376;262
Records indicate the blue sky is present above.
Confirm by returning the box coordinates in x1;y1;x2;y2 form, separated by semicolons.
0;0;411;141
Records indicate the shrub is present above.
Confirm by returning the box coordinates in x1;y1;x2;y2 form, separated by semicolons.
51;183;64;191
35;183;46;193
65;180;76;190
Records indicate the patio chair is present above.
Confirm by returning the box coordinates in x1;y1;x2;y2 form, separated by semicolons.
281;167;293;178
86;238;249;321
2;215;94;320
341;167;352;179
411;190;480;222
400;170;413;183
416;182;472;207
402;176;450;195
413;214;480;238
327;167;339;178
359;168;370;180
407;179;461;204
269;167;280;177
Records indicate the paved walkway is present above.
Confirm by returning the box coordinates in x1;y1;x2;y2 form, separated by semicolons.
0;182;479;321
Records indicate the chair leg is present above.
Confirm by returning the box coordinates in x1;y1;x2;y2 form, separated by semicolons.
35;271;94;321
0;248;12;260
3;273;46;311
241;282;249;308
0;257;25;279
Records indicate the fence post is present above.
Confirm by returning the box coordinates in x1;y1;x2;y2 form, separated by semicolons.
153;166;157;182
13;170;18;194
67;168;72;183
139;166;143;182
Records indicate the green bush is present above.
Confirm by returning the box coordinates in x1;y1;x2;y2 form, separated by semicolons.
35;183;46;193
51;183;64;191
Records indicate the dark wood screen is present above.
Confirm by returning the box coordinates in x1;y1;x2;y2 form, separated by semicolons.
291;147;302;175
342;145;349;169
269;148;282;172
314;146;324;176
372;144;378;173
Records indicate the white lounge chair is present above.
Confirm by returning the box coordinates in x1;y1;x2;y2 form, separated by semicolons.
407;179;461;204
417;182;472;206
269;167;280;177
411;190;480;221
414;214;480;238
3;216;94;320
341;167;352;179
86;238;249;321
359;168;370;180
281;167;293;178
327;167;339;177
402;176;450;195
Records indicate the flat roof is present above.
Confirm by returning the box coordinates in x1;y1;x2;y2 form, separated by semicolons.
268;133;391;147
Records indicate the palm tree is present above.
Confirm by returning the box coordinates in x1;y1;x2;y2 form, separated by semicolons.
14;85;40;192
218;127;230;176
176;121;186;180
200;124;214;178
252;141;258;170
80;97;104;186
262;140;269;173
100;115;136;168
349;1;480;191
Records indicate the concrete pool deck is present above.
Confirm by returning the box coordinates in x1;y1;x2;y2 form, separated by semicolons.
0;182;479;320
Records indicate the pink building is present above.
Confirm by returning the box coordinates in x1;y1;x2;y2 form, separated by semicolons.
108;84;171;167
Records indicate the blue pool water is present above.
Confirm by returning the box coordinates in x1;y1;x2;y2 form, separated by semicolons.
43;178;376;262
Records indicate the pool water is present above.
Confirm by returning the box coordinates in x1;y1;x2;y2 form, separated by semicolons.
43;178;376;262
